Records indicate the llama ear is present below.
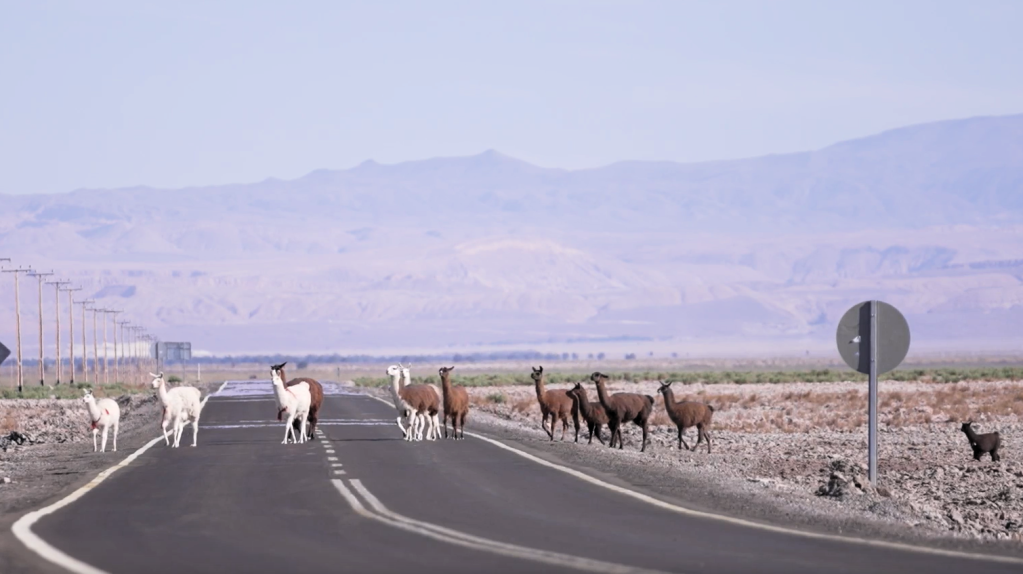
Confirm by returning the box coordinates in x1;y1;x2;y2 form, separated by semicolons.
149;372;158;378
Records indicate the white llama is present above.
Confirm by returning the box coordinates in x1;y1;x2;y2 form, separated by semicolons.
83;390;120;452
150;372;203;447
387;364;418;441
271;366;311;444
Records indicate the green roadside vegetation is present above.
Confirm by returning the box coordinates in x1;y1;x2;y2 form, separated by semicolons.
0;382;151;400
353;366;1023;388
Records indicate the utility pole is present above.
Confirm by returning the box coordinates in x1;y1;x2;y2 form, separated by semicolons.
29;270;54;386
62;287;82;384
3;265;32;393
116;319;129;384
45;279;70;385
1;259;7;391
89;306;99;385
77;299;94;382
97;309;114;385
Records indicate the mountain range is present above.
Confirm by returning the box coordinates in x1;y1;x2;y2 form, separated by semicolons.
0;114;1021;358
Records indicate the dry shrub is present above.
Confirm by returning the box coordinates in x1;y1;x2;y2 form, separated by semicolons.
1;412;17;432
512;398;536;414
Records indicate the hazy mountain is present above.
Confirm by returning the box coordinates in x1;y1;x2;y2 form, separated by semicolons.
0;114;1021;357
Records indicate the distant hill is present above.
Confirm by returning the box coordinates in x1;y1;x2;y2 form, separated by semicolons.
1;114;1021;356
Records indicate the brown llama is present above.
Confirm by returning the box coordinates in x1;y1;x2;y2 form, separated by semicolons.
566;382;607;445
272;362;324;441
439;366;469;440
658;381;714;453
386;364;440;440
530;366;580;442
590;372;654;452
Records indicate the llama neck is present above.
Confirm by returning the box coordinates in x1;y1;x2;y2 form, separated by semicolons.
964;426;979;441
574;389;594;416
533;375;547;402
85;399;102;421
389;372;403;403
155;381;172;406
272;380;291;406
399;371;408;392
595;379;613;409
441;372;453;402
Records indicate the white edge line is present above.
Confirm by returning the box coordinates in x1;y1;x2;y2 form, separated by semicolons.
11;435;165;574
335;479;666;574
11;383;223;573
364;393;1023;566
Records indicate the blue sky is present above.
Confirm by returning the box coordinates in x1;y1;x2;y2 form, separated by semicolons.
1;0;1021;195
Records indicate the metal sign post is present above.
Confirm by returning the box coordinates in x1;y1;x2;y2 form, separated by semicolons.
837;300;910;484
868;301;878;483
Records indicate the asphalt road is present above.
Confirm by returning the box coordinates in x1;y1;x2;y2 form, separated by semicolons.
15;381;1023;574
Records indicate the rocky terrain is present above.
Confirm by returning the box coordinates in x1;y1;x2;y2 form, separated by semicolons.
463;378;1023;541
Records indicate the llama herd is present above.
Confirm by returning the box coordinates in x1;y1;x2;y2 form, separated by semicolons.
82;371;205;452
534;368;715;453
387;363;470;441
80;363;1000;464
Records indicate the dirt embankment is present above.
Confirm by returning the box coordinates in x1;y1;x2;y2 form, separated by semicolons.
462;378;1023;542
0;394;163;517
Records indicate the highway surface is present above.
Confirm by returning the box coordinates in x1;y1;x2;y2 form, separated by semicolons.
11;380;1023;574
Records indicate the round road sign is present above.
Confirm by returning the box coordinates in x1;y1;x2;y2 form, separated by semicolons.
836;301;911;375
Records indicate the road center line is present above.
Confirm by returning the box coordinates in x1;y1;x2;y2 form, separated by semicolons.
364;393;1023;566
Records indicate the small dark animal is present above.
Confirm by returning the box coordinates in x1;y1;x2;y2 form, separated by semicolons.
566;382;607;445
961;421;1001;462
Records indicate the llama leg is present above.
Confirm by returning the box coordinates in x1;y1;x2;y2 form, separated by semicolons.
100;425;108;452
396;415;407;437
113;420;119;452
430;413;440;440
192;417;199;447
640;422;649;453
560;415;568;441
300;416;308;444
443;413;449;439
460;412;467;439
283;415;294;444
92;428;98;452
679;427;692;451
161;420;171;446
